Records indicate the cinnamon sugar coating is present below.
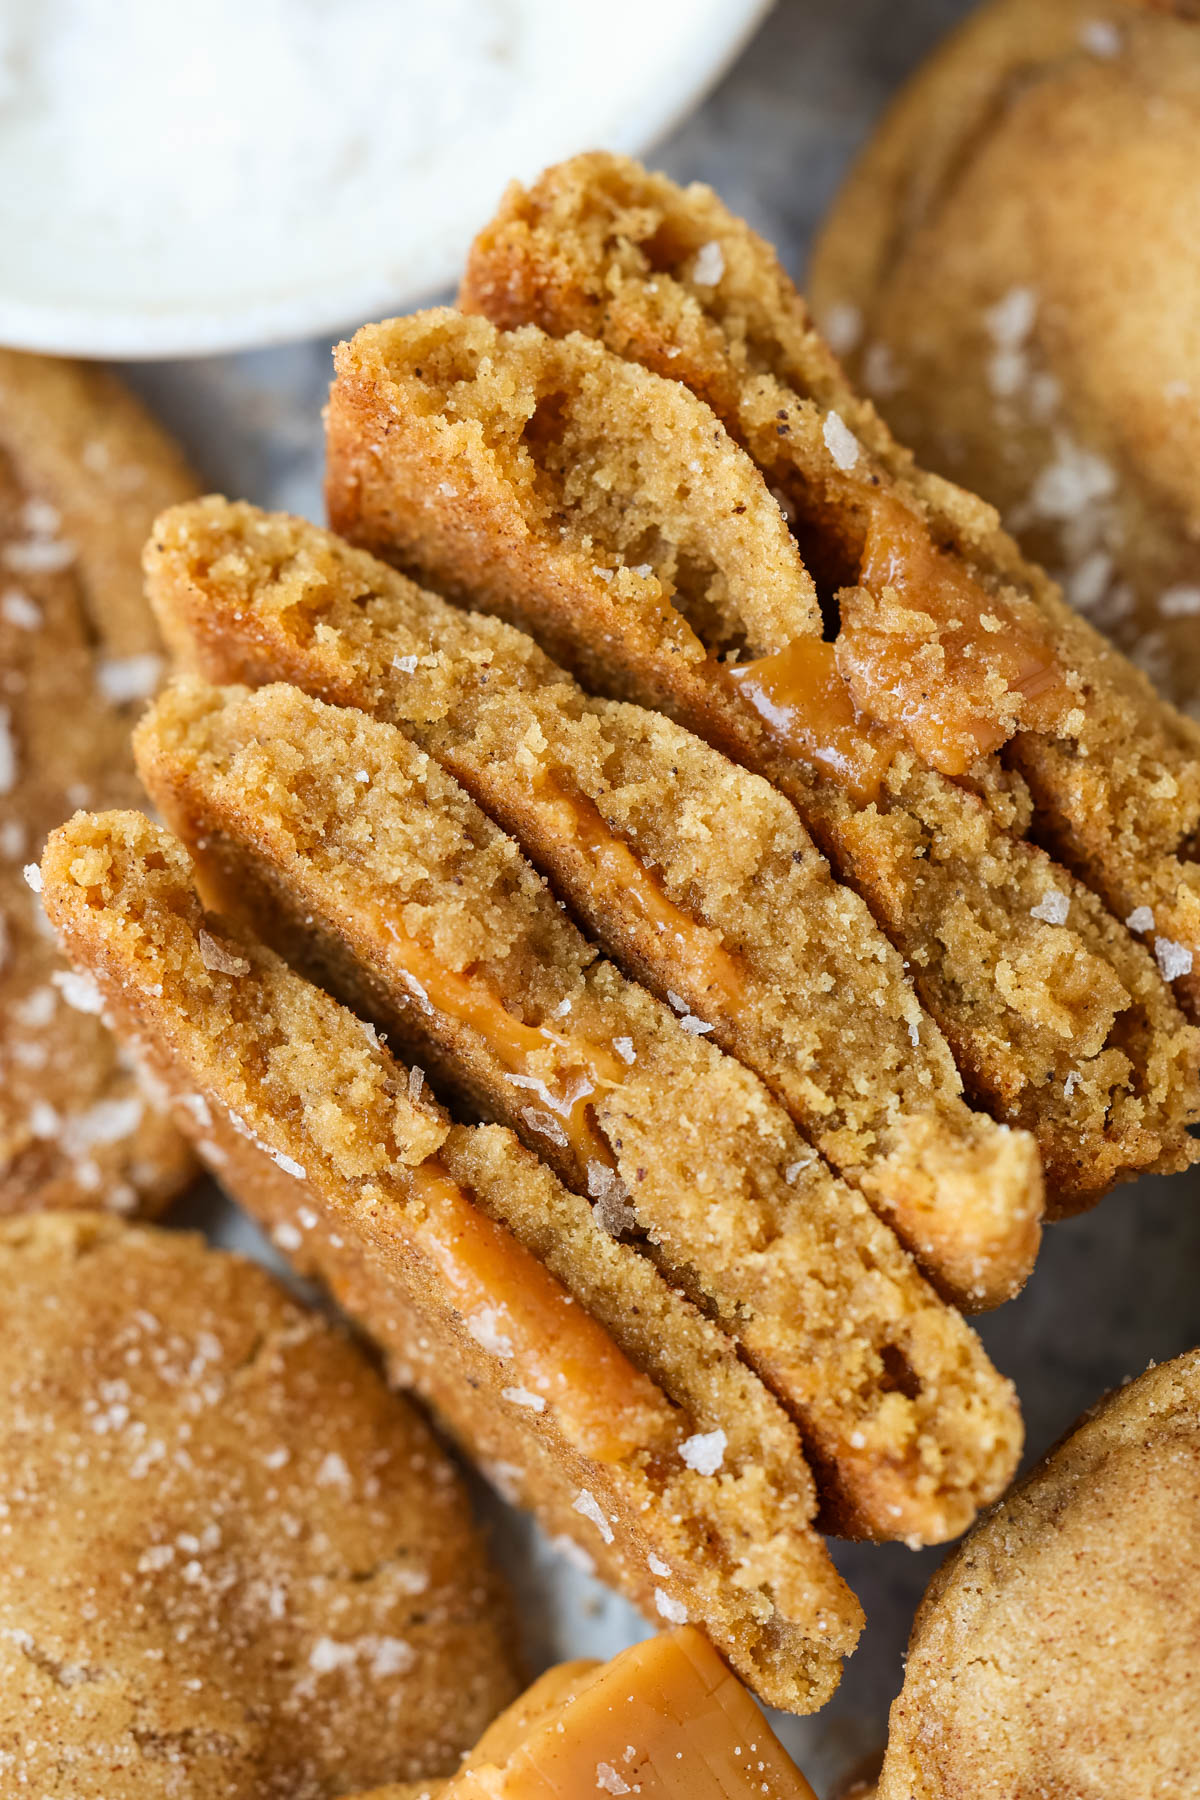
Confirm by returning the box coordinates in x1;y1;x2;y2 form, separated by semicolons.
0;1209;518;1797
40;809;862;1715
324;303;1200;1209
879;1351;1200;1798
145;497;1044;1309
0;352;197;1213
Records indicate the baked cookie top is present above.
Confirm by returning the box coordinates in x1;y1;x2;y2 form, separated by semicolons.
0;351;197;1213
879;1349;1200;1798
0;1209;519;1798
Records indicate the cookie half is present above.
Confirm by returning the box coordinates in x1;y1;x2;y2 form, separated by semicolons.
0;351;197;1213
324;301;1200;1208
879;1350;1200;1798
133;675;1023;1549
40;807;863;1715
145;497;1044;1308
0;1208;518;1797
456;152;1200;1027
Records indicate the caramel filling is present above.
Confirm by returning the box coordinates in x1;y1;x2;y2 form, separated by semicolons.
385;924;626;1170
410;1160;674;1464
839;493;1070;777
728;637;897;805
437;1626;818;1799
530;771;744;1012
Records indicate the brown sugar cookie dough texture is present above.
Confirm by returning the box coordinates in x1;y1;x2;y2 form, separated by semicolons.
879;1350;1200;1798
809;0;1200;719
323;288;1200;1211
144;498;1044;1310
40;808;865;1715
132;673;1023;1549
0;1210;519;1799
0;350;198;1214
452;150;1200;1032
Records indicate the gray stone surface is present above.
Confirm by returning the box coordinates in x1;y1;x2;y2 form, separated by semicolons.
113;4;1200;1791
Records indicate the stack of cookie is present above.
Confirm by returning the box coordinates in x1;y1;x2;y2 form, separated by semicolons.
5;136;1200;1797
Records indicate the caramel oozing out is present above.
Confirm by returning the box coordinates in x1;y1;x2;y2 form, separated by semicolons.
410;1161;675;1464
530;771;745;1013
384;924;626;1170
438;1625;818;1800
728;638;897;805
840;493;1070;777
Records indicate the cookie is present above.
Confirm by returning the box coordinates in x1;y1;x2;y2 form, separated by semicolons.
0;350;197;1213
323;297;1200;1207
809;0;1200;719
144;497;1044;1310
455;152;1200;1030
0;1208;518;1797
348;1625;819;1800
133;673;1023;1546
40;807;864;1715
878;1350;1200;1797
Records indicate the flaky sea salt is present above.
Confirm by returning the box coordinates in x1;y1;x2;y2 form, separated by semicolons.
648;1552;671;1578
96;653;163;705
1125;906;1154;934
572;1488;614;1545
1;589;41;629
822;411;860;471
1155;937;1194;982
678;1012;714;1035
502;1386;546;1412
613;1036;636;1064
654;1589;688;1624
1160;586;1200;619
1031;888;1070;926
51;968;104;1014
985;286;1037;349
272;1221;303;1252
596;1763;632;1796
822;301;861;356
197;928;250;976
22;860;41;893
468;1307;514;1359
679;1427;727;1475
690;240;724;286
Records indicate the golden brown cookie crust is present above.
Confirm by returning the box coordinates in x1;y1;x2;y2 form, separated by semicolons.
0;352;198;1214
0;1208;519;1798
879;1351;1200;1798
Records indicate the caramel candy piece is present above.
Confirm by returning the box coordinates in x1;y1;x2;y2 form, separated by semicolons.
840;495;1071;777
409;1159;672;1465
421;1627;818;1800
728;638;896;805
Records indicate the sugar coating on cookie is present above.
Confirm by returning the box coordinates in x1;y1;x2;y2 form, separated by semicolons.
143;497;1046;1311
879;1350;1200;1797
0;351;198;1213
40;807;862;1715
0;1209;519;1797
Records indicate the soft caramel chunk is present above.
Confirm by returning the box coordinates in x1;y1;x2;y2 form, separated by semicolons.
382;924;627;1169
728;638;897;804
531;772;745;1012
839;495;1070;777
430;1626;818;1800
409;1161;675;1465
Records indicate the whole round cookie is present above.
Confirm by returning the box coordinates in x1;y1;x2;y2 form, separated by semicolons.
809;0;1200;716
0;1211;519;1798
0;350;199;1212
879;1350;1200;1797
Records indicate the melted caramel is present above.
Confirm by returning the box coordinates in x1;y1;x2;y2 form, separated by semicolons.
410;1160;674;1464
530;772;744;1012
840;493;1070;777
437;1627;819;1800
728;637;897;805
384;924;625;1170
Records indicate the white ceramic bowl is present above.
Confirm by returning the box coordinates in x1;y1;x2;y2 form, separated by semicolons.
0;0;770;359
